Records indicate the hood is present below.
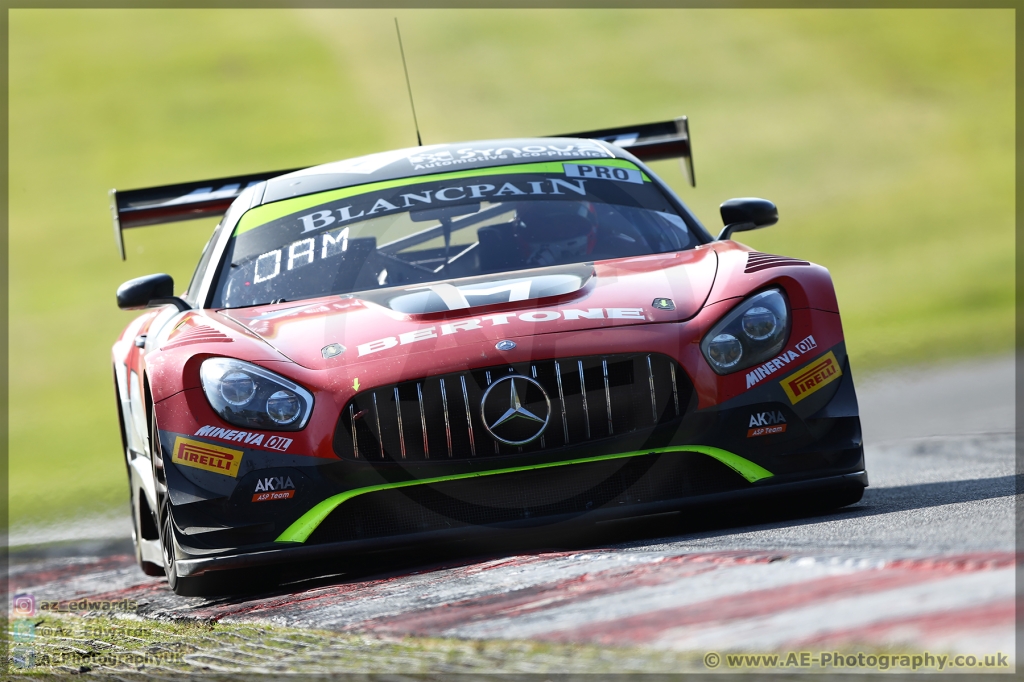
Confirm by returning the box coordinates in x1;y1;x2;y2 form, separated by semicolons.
219;247;717;370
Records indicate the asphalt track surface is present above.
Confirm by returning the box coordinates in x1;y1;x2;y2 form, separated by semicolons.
9;355;1017;672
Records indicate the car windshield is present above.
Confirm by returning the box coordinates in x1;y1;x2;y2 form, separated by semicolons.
212;160;699;308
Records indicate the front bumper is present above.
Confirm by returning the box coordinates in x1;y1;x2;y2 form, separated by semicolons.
176;468;867;578
161;337;865;578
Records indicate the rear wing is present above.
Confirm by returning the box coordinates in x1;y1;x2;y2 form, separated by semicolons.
554;116;695;187
110;116;693;259
109;168;300;260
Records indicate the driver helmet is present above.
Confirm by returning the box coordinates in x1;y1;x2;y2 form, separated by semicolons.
514;201;597;266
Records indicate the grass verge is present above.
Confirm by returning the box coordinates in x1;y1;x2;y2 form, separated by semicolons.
7;613;703;676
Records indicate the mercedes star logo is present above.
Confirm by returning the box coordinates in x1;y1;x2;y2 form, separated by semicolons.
480;375;551;446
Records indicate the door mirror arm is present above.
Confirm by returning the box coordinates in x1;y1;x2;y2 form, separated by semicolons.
148;297;191;312
718;221;757;241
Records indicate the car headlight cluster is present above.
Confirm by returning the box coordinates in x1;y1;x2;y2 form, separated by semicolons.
200;358;313;431
700;289;790;374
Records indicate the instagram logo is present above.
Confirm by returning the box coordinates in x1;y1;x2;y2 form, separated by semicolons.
12;593;36;618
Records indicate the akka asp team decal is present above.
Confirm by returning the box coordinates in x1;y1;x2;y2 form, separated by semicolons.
747;410;787;438
193;425;292;452
745;335;818;389
781;351;842;404
172;437;243;477
252;476;295;502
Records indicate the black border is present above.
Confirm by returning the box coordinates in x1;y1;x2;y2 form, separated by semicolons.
2;4;1018;680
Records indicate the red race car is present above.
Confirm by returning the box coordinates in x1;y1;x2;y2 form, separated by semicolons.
111;118;866;595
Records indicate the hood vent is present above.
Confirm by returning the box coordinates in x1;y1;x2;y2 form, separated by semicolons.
744;252;810;274
162;324;232;350
355;263;594;316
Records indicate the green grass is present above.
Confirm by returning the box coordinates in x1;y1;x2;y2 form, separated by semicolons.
13;613;704;675
9;612;971;675
8;9;1014;526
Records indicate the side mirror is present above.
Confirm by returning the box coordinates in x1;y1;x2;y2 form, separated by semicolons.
116;273;190;311
717;198;779;241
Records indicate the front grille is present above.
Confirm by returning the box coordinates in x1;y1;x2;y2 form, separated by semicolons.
306;451;748;545
333;353;690;461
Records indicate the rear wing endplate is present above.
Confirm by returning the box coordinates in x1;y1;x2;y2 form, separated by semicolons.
110;168;300;260
554;116;695;188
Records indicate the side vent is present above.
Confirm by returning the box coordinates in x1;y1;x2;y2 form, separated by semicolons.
162;325;232;349
744;252;811;274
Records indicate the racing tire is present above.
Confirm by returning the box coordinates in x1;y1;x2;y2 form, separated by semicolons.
157;500;218;596
149;402;221;597
130;486;163;577
118;373;162;577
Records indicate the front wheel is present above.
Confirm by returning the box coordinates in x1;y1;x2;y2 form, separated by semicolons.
149;403;222;596
158;502;224;596
156;486;183;592
130;485;163;577
149;403;182;591
158;498;258;596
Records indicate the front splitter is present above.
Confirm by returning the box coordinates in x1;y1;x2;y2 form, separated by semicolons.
174;470;867;577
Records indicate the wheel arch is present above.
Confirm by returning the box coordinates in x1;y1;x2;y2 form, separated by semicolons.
113;365;131;466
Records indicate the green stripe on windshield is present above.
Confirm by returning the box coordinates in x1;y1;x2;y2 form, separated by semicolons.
235;159;648;236
274;445;772;544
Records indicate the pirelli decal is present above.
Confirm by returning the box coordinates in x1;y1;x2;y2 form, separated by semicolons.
172;437;244;477
780;351;842;404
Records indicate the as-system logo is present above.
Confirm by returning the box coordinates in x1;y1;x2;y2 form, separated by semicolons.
781;351;842;404
747;410;787;438
745;335;817;389
408;143;609;170
252;476;295;502
194;426;292;452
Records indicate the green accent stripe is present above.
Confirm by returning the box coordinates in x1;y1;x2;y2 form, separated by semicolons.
274;446;772;544
235;159;648;236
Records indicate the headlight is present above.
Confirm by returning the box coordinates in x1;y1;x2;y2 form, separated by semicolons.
701;289;789;374
707;333;743;368
200;358;313;431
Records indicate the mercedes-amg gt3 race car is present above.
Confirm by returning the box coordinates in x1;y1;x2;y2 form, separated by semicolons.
110;117;866;595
